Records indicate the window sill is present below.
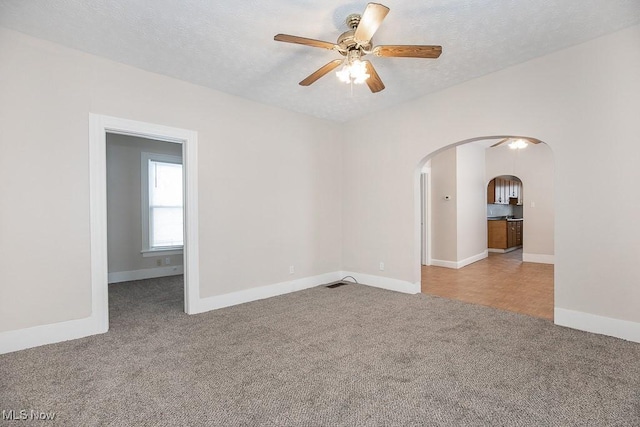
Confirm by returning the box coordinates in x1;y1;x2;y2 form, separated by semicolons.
141;248;183;258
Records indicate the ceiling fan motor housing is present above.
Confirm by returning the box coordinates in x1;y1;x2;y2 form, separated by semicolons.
346;13;361;29
273;3;442;93
337;28;372;54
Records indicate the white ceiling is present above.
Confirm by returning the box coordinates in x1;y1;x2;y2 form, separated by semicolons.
1;0;639;122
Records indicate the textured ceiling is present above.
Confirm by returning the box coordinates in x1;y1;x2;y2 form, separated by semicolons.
1;0;639;122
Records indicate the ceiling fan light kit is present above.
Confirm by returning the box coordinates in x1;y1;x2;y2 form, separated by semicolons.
335;50;370;84
274;2;442;93
490;138;542;149
508;139;529;150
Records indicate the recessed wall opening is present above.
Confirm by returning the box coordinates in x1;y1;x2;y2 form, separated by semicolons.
487;174;523;259
106;134;185;317
89;115;200;334
416;136;555;320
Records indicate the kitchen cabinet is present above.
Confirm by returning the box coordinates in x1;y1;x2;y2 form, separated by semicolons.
496;178;506;204
487;179;496;203
488;219;523;250
487;178;522;205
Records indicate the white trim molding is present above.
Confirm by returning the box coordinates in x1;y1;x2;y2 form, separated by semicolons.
555;308;640;343
523;253;555;264
193;272;342;314
108;266;184;284
430;259;458;269
141;249;183;258
431;251;488;270
141;151;183;253
1;268;421;354
193;270;421;315
488;246;521;254
340;271;421;294
89;114;200;318
0;316;103;355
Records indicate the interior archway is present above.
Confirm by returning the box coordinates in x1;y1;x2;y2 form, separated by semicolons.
416;136;555;320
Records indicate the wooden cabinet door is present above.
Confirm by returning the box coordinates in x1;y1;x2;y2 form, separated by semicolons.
516;221;523;246
501;179;508;204
491;178;523;205
495;178;505;204
506;222;514;248
487;179;495;204
488;220;508;249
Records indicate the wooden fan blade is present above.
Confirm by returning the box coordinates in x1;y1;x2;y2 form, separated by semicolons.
274;34;337;50
490;138;510;148
299;59;344;86
363;61;385;93
374;45;442;58
354;3;390;44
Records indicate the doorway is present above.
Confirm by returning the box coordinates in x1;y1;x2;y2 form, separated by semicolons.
417;136;555;320
89;115;200;333
487;175;524;259
106;133;185;286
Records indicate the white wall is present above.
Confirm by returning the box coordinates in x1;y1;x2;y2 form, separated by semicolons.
0;27;342;333
342;25;640;329
429;143;486;267
485;142;554;261
456;144;487;263
106;134;183;276
1;24;639;344
429;148;457;263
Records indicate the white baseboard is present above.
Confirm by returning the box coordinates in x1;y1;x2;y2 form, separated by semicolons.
458;251;488;268
555;308;640;343
1;269;421;354
340;271;420;294
488;246;521;254
430;259;458;269
431;251;488;270
194;270;420;314
108;265;184;283
193;272;342;314
522;253;554;264
0;315;106;355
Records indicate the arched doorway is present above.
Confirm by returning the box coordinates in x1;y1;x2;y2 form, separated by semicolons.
417;136;555;320
487;174;524;258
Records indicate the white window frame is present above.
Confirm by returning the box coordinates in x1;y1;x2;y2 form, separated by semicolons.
141;152;184;255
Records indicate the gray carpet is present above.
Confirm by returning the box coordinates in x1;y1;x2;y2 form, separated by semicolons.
1;277;639;426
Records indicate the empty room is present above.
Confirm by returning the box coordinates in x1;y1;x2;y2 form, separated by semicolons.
1;1;639;426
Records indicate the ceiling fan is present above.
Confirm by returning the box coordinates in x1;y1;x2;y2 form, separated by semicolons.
491;138;542;149
274;2;442;93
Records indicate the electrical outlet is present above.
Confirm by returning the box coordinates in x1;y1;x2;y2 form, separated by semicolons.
379;262;385;271
289;265;295;274
156;259;162;266
165;257;171;265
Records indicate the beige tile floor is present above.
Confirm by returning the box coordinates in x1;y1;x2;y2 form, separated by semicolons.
421;249;554;320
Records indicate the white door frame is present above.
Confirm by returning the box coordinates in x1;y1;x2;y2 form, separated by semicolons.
420;171;431;266
89;114;200;332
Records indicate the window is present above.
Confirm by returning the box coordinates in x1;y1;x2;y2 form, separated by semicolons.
142;153;183;253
